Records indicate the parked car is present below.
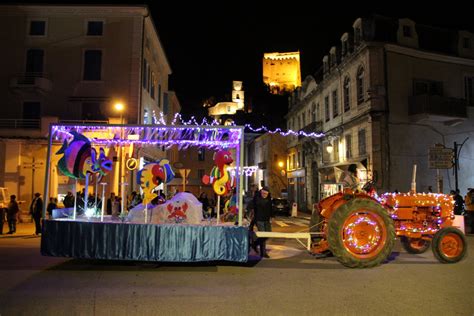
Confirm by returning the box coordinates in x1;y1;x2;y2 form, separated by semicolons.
272;198;290;216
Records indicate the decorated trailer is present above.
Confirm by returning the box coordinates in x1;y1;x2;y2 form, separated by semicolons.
41;123;249;263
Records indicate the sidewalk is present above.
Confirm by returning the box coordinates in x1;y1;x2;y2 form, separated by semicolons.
0;221;37;238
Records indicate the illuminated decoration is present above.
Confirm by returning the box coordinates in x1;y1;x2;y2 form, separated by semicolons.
56;131;111;179
263;51;301;95
52;124;242;150
155;112;325;139
377;192;455;235
137;159;175;205
202;150;234;196
227;166;258;177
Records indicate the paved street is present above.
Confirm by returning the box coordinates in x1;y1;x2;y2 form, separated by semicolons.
0;219;473;316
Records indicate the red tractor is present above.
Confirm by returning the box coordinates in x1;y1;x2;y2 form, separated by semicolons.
310;182;467;268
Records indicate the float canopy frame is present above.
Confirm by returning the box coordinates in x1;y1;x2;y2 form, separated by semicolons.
43;123;246;226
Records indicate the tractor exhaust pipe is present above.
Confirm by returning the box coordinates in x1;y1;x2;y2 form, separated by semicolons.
411;164;417;194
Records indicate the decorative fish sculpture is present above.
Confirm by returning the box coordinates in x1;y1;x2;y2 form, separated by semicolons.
137;159;175;204
56;131;112;180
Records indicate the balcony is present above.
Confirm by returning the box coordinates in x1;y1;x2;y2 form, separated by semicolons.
298;121;323;140
10;73;52;95
408;95;468;123
0;119;40;129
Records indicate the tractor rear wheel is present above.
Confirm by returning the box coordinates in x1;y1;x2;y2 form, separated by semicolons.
400;237;430;254
328;198;395;268
432;227;467;263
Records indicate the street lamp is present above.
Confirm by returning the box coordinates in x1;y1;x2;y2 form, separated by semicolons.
326;143;333;153
278;161;284;168
114;101;125;124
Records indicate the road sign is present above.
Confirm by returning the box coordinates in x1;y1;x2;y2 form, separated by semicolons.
429;145;454;169
126;158;138;170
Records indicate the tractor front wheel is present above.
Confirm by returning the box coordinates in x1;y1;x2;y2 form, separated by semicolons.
328;198;395;268
400;237;430;254
432;227;467;263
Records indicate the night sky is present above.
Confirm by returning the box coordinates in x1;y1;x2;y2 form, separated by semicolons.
6;1;474;125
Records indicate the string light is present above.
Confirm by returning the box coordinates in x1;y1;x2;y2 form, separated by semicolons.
51;124;243;150
154;112;325;139
227;166;258;177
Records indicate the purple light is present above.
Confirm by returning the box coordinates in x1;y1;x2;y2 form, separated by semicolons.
155;112;326;139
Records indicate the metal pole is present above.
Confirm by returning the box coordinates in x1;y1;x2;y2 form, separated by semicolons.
42;125;53;219
238;127;244;226
454;142;458;192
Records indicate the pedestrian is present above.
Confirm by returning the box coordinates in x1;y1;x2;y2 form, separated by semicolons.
428;186;433;193
198;192;210;218
112;196;121;216
6;195;19;234
0;204;5;234
451;189;464;215
128;191;142;210
464;188;474;233
63;191;75;208
253;186;273;258
30;192;43;235
46;197;58;219
106;192;116;215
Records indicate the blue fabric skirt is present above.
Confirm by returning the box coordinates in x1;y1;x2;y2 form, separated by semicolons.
41;220;249;263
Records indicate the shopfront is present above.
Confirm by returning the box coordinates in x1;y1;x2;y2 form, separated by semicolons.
287;168;306;211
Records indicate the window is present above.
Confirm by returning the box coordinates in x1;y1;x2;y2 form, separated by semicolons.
358;129;366;156
158;84;162;107
325;96;330;122
23;102;41;120
403;25;412;38
342;40;347;56
463;37;471;49
354;27;361;46
198;148;205;161
150;71;155;99
332;89;339;118
413;79;443;96
197;169;205;180
87;21;103;36
345;134;352;159
29;20;46;36
83;50;102;80
142;59;148;89
357;66;365;104
465;77;474;105
343;77;351;112
147;65;151;92
163;92;169;114
143;109;150;124
312;104;317;122
26;49;44;75
333;138;339;162
81;102;105;121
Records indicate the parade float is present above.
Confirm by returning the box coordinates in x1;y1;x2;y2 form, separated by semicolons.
41;123;248;263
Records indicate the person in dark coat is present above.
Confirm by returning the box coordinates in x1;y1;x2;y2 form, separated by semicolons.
6;195;20;234
253;186;273;258
63;191;75;208
46;197;58;219
30;192;43;235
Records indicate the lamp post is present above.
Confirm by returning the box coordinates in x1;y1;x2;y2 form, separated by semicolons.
114;101;126;215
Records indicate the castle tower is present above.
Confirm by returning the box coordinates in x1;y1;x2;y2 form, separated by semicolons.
263;51;301;95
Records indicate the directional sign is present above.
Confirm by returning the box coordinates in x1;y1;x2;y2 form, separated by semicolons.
429;145;454;169
126;158;138;170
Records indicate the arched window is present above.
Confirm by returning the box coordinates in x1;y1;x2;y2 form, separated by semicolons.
312;103;316;122
357;66;365;104
343;77;351;112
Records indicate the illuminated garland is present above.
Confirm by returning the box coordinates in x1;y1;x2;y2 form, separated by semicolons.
51;124;242;150
227;166;259;177
153;112;325;139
